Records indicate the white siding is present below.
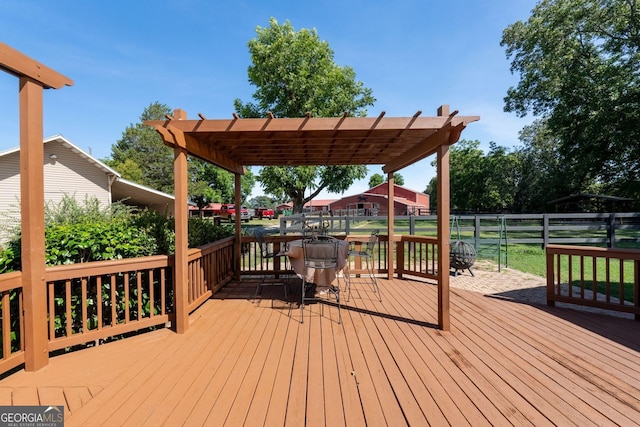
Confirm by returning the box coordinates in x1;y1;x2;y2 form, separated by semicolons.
43;143;111;207
0;140;111;244
0;151;22;243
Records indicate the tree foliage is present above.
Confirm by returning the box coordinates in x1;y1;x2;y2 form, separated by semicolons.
502;0;640;204
108;102;175;194
234;18;374;212
368;172;404;188
106;102;254;207
427;140;522;213
368;173;384;189
248;195;277;209
390;172;405;186
512;119;571;212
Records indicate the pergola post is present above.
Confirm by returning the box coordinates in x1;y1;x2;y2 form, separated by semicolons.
173;144;189;333
386;174;395;279
171;110;190;334
436;106;451;331
19;78;49;370
234;173;242;281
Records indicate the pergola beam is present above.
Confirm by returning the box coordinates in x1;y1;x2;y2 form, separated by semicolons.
145;115;466;134
153;122;245;174
382;110;472;174
0;42;72;89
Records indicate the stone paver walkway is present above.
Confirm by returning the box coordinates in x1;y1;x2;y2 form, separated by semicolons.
449;260;634;319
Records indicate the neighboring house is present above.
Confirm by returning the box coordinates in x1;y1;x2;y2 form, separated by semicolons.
0;135;176;242
329;182;430;216
303;199;337;213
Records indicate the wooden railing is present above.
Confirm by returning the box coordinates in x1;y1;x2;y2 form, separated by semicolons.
0;238;236;376
8;235;639;377
0;271;25;374
238;234;439;280
546;244;640;320
185;237;234;312
396;235;439;280
45;255;173;352
240;235;297;276
238;234;393;277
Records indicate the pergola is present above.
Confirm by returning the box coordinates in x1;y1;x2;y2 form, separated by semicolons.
145;107;479;332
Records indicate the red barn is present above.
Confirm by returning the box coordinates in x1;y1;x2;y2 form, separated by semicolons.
329;183;429;216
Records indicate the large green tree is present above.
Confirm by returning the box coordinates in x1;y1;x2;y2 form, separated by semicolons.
234;18;373;212
426;140;521;213
512;119;571;212
502;0;640;204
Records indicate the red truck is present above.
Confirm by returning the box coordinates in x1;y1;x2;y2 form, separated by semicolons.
216;204;251;222
254;206;275;220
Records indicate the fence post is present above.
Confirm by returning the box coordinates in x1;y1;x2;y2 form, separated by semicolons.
608;213;616;248
410;216;415;235
546;248;555;307
543;214;549;248
474;215;481;249
635;259;639;321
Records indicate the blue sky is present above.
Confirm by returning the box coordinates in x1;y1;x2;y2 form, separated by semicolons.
0;0;539;199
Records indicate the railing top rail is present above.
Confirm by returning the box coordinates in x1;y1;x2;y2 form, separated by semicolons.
0;270;22;292
546;244;640;259
45;254;170;281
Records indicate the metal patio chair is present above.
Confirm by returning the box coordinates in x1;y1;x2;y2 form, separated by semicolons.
300;236;341;324
253;228;289;300
346;230;381;302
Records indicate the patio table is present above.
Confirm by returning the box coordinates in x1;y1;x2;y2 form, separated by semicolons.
285;238;349;288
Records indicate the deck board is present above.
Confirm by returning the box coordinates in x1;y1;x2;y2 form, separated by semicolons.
1;276;639;426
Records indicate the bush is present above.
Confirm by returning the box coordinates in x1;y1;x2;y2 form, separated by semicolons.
187;217;234;248
0;196;235;273
45;220;157;265
133;210;235;253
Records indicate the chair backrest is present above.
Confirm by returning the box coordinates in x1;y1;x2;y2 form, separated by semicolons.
254;228;271;257
303;238;339;268
365;232;378;253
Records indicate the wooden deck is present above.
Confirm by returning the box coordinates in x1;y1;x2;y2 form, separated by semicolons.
1;275;639;426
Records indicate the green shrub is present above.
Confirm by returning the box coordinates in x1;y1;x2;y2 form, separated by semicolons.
45;220;157;265
187;217;234;248
133;209;175;255
0;196;235;273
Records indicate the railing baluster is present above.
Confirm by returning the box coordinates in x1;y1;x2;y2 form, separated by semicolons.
81;277;88;333
2;292;10;359
65;279;72;337
96;276;103;330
